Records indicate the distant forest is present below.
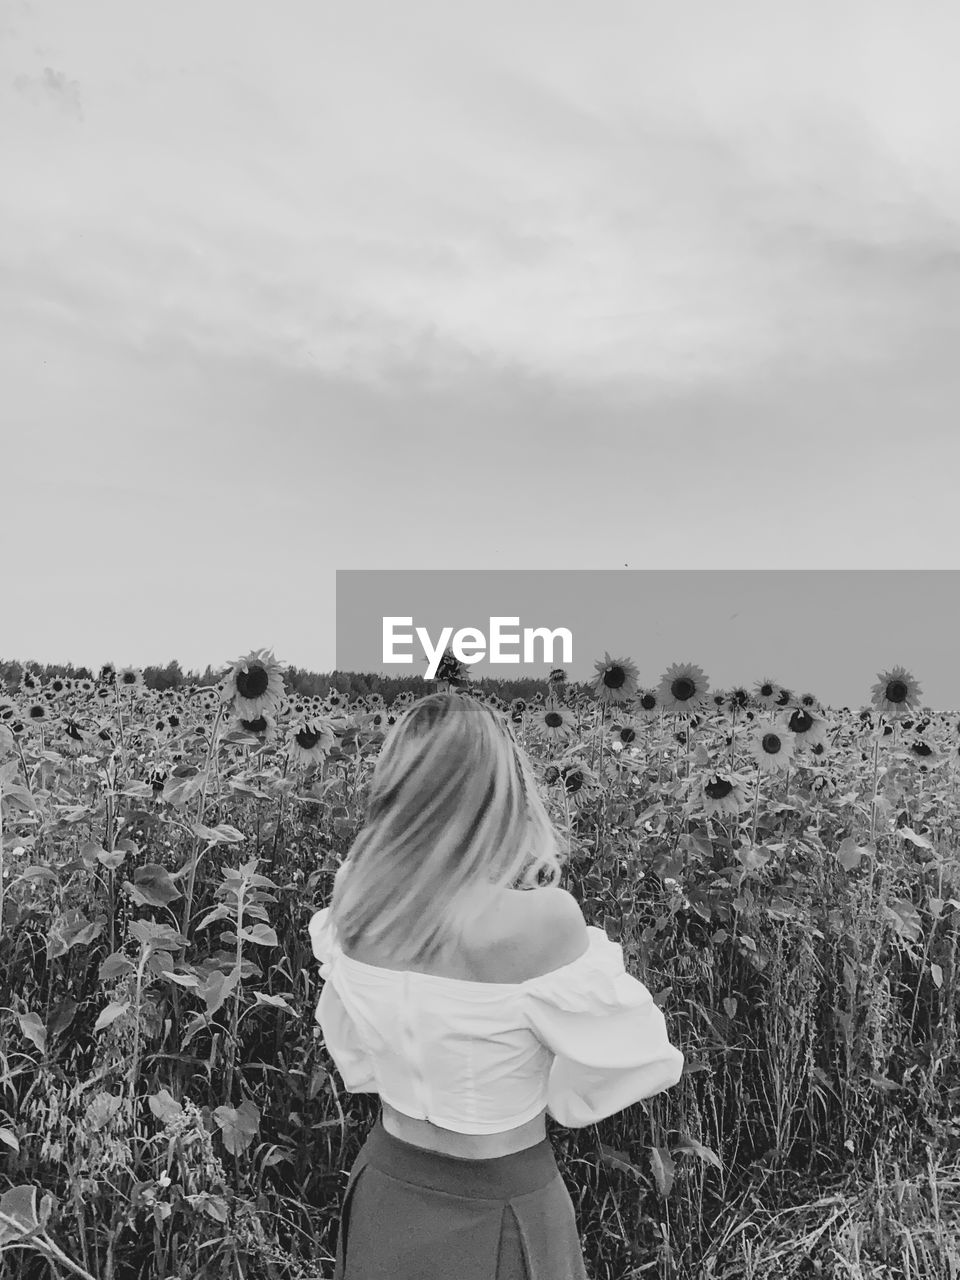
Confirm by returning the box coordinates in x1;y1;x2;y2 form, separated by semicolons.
0;658;583;703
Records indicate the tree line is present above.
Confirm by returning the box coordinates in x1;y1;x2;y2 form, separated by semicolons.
0;658;579;703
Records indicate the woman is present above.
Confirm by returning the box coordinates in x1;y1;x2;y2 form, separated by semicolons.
308;692;684;1279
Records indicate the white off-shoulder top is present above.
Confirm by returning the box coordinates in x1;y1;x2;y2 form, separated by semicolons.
307;906;685;1133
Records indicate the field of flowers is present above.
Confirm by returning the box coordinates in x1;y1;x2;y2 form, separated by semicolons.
1;650;959;1280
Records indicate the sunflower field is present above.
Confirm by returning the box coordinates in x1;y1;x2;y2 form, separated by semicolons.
1;650;959;1280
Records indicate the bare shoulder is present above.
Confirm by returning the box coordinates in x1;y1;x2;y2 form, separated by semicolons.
489;886;589;982
525;887;589;971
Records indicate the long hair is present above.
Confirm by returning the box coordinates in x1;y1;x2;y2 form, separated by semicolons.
329;691;564;965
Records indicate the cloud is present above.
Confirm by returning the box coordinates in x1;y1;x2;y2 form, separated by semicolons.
13;65;82;120
3;0;960;399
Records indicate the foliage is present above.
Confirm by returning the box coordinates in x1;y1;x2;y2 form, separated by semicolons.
1;659;959;1278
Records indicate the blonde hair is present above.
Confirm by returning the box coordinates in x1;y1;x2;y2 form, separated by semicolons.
329;691;564;965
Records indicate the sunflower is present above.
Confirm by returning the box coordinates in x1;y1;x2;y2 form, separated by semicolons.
224;648;285;719
727;688;750;712
61;718;87;754
591;653;639;705
748;719;796;774
99;663;117;686
810;772;837;800
238;709;277;744
49;677;67;697
658;662;710;716
118;666;143;692
94;684;113;702
288;717;336;767
871;666;923;719
608;718;641;751
535;702;576;743
548;667;568;696
364;708;390;736
701;771;747;819
0;700;14;722
557;756;600;804
76;679;95;696
906;734;944;770
754;678;781;711
635;689;661;722
785;706;830;752
21;671;39;692
27;701;48;723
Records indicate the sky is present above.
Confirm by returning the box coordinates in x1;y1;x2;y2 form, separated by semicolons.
3;1;960;695
336;570;960;711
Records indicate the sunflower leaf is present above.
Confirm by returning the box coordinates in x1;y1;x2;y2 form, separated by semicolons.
899;827;933;850
17;1012;46;1054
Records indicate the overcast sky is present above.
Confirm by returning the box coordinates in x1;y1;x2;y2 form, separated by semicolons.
3;1;959;687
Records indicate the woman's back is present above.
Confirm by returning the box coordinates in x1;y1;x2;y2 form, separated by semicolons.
339;885;591;1158
341;884;588;985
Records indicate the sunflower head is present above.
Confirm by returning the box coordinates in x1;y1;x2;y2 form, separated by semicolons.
538;703;574;741
754;678;781;709
871;665;923;719
658;662;710;716
591;653;639;705
701;771;746;818
288;716;336;767
636;689;660;720
749;719;796;773
225;648;286;719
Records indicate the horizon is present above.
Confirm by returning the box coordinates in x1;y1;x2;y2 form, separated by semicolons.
2;654;955;715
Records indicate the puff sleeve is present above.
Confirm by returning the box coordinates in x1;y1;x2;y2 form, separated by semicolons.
523;926;685;1128
307;907;378;1094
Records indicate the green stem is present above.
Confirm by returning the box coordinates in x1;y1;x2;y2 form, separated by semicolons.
179;702;225;957
128;950;148;1102
868;720;882;844
224;879;246;1105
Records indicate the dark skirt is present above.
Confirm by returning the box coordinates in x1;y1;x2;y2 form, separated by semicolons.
333;1110;589;1279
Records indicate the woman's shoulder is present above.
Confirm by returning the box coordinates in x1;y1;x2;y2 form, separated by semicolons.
468;886;589;984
